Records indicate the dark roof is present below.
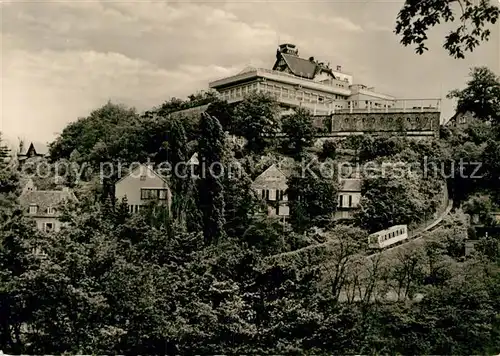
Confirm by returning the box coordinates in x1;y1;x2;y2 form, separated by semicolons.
115;163;170;186
446;111;476;125
19;142;48;156
281;54;318;79
19;189;77;217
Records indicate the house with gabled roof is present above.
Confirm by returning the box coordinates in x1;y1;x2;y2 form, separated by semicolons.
19;179;78;232
251;163;290;217
187;152;199;166
17;141;48;164
272;43;343;83
335;178;362;220
445;111;480;129
115;163;172;214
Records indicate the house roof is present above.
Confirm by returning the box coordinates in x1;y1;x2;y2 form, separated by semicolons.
281;53;318;79
253;164;288;183
19;189;77;217
115;163;170;187
445;111;477;126
187;153;199;165
19;142;48;156
339;178;362;192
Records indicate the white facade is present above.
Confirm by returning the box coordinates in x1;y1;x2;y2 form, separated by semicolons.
115;164;172;214
334;178;362;220
251;164;290;217
19;180;77;233
209;44;441;115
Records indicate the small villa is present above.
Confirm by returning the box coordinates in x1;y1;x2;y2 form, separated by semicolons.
115;163;172;214
19;179;78;232
251;164;290;217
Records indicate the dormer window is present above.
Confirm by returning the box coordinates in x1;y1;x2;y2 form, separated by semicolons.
47;207;55;214
29;205;38;214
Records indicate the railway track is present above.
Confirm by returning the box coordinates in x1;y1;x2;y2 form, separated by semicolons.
265;197;454;264
366;198;453;259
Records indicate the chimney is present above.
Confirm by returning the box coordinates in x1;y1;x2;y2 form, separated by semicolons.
309;56;315;62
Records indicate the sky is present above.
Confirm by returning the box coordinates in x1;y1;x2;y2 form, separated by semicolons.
1;0;499;148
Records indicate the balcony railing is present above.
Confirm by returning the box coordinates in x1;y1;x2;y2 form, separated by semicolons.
332;99;441;114
218;83;441;115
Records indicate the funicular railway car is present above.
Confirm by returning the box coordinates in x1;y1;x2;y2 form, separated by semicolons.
368;224;408;249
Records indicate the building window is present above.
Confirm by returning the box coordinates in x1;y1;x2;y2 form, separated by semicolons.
159;189;168;200
135;205;139;213
348;195;352;208
141;188;169;200
47;207;55;214
44;222;54;232
29;205;38;214
265;190;270;200
140;175;146;181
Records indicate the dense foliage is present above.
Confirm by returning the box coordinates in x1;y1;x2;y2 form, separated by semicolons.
232;92;281;153
395;0;499;58
447;67;500;125
281;107;317;155
2;68;500;353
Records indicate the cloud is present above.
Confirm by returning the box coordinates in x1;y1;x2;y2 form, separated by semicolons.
319;16;363;32
1;47;236;141
365;22;393;32
1;0;498;143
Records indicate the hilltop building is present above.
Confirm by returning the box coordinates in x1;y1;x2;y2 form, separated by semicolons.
19;179;78;233
209;43;441;116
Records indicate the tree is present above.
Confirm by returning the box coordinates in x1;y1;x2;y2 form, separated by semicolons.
223;168;260;238
358;135;408;163
463;193;496;225
287;162;338;232
357;164;442;232
0;132;10;161
447;67;500;124
482;138;500;193
163;117;188;191
0;210;48;353
233;92;280;153
281;107;316;154
319;140;337;161
198;112;227;244
0;133;19;221
395;0;499;59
